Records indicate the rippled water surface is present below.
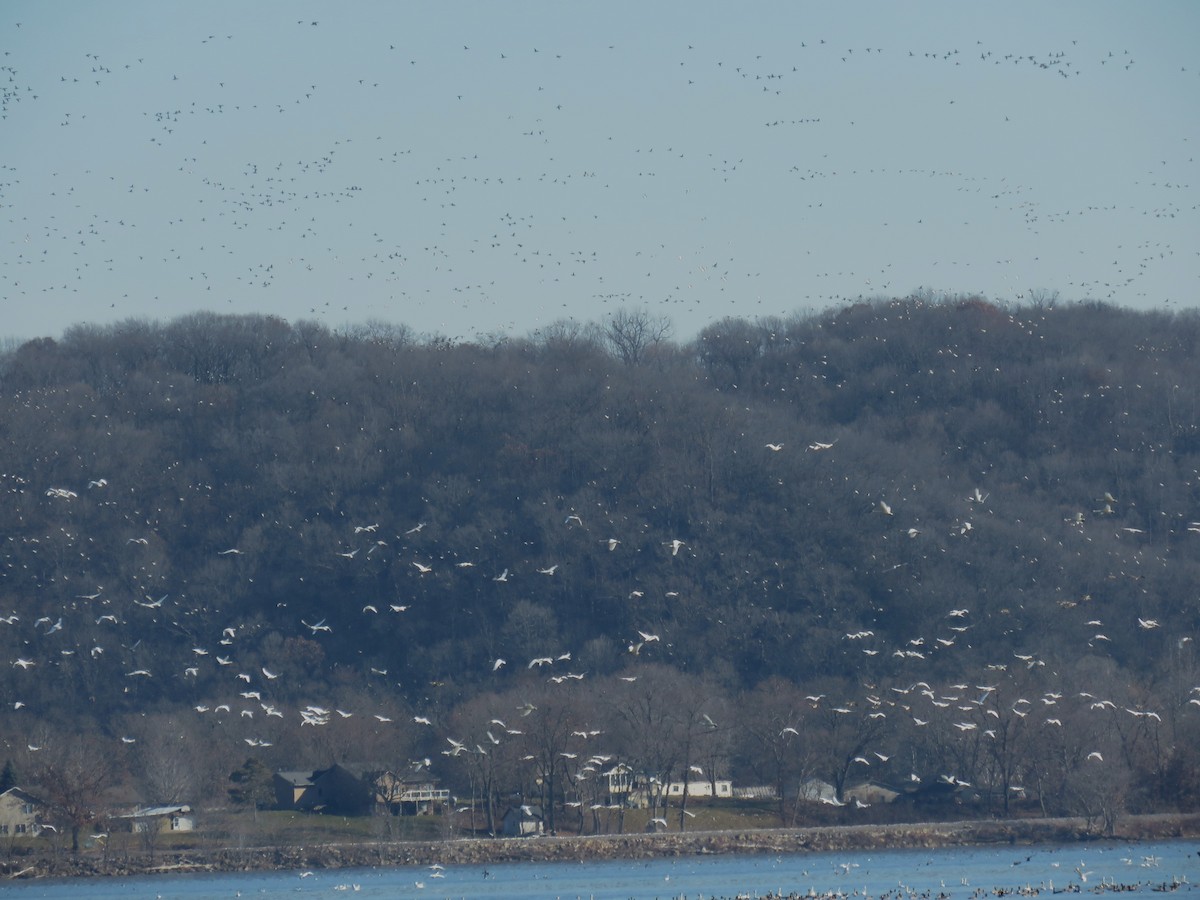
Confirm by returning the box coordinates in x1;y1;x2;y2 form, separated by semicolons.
6;839;1198;899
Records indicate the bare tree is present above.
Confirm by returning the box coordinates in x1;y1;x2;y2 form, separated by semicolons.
136;732;199;805
602;308;673;366
446;690;530;837
509;682;581;835
30;736;122;853
736;677;820;824
807;682;887;804
607;665;706;824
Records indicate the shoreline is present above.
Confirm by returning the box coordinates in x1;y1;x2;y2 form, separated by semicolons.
4;813;1199;880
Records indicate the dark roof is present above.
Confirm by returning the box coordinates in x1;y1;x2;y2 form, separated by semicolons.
274;771;315;786
0;787;42;805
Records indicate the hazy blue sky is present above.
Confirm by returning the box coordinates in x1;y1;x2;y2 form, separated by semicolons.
3;1;1197;342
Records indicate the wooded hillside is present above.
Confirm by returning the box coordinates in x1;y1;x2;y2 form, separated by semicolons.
2;296;1198;834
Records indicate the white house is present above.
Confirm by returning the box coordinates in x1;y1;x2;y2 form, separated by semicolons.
120;804;194;833
665;779;732;798
501;804;544;837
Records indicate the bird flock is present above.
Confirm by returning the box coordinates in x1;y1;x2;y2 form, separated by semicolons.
2;6;1200;822
2;7;1197;343
4;417;1200;821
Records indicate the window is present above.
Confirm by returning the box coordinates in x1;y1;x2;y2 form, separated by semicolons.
15;823;26;834
0;824;8;835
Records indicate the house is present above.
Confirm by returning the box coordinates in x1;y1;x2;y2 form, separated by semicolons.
274;764;449;815
604;762;635;795
732;785;778;800
310;764;375;815
618;771;663;809
585;761;738;808
369;769;449;815
843;781;902;806
501;804;544;837
0;787;45;836
273;770;318;810
273;765;368;814
795;778;838;805
119;804;194;833
664;778;732;799
604;767;671;808
602;762;636;804
898;779;965;808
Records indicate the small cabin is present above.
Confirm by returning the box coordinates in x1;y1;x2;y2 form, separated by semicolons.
843;781;902;806
501;804;544;837
120;804;194;833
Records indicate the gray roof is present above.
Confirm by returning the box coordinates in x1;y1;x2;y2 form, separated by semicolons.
507;804;543;819
120;804;192;818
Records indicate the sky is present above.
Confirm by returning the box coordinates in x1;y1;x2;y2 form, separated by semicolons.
2;1;1198;344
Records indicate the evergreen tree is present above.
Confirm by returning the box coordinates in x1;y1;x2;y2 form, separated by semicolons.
0;759;16;792
228;758;275;822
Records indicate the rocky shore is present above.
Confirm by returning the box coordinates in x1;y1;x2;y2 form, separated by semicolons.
4;814;1199;880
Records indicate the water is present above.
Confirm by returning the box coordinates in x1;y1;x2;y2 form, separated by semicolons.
4;839;1197;899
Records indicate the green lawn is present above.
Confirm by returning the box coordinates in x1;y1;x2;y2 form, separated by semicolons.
498;798;786;837
93;809;449;854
